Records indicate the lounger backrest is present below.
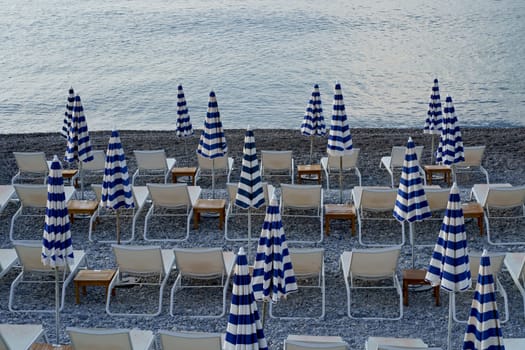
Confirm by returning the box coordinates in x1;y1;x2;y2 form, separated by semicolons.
14;184;47;208
92;184;103;202
14;241;68;273
113;245;164;275
360;188;398;211
134;150;169;171
425;188;450;212
197;154;229;170
486;186;525;209
83;150;106;171
457;146;485;167
289;248;324;278
147;183;190;209
132;186;149;208
174;247;226;278
261;150;293;171
389;146;424;168
327;149;360;169
350;247;400;279
281;184;321;209
469;251;506;281
158;330;223;350
285;339;348;350
67;327;133;350
13;152;48;173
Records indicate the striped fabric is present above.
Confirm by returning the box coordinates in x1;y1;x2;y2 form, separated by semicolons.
64;94;94;163
301;84;326;137
463;250;505;350
393;137;431;223
327;83;352;157
423;79;443;135
225;247;268;350
101;130;134;210
252;196;298;303
235;127;264;210
42;155;74;267
436;95;465;165
197;91;227;159
61;87;75;139
176;84;193;138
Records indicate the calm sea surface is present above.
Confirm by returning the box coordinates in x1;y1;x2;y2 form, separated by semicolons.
1;0;524;133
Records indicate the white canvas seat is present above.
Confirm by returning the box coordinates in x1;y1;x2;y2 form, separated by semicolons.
352;186;405;246
195;154;234;187
106;245;175;316
504;252;525;318
452;251;508;323
9;184;75;241
471;183;525;245
280;184;323;243
270;248;325;319
454;146;489;184
0;248;17;279
0;185;15;216
170;247;235;318
261;150;294;184
9;241;87;313
340;246;403;320
11;151;50;184
90;185;149;242
365;337;428;350
379;146;424;188
157;330;225;350
320;148;362;190
284;335;349;350
144;183;201;241
0;323;47;350
67;327;154;350
132;149;176;185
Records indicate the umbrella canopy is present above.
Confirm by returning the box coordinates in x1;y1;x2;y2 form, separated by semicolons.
176;84;193;138
463;250;505;350
436;95;465;166
252;195;297;303
426;182;471;350
301;84;326;163
225;247;268;350
423;79;443;163
61;87;75;139
393;137;431;267
101;129;134;243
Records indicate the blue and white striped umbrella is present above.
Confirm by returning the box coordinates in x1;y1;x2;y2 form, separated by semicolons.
436;95;465;166
426;183;471;350
393;137;431;267
252;195;297;304
225;247;268;350
42;155;74;345
463;250;505;350
101;129;134;244
301;84;326;163
61;87;75;139
423;79;443;163
176;84;193;138
327;83;353;203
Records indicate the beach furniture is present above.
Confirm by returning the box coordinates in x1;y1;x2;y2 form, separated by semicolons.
8;241;87;312
454;146;489;184
504;338;525;350
365;336;428;349
0;323;47;350
352;186;404;246
143;183;201;242
11;151;50;184
90;184;149;242
284;335;349;350
379;145;424;188
280;184;323;243
170;247;235;318
67;327;154;350
157;330;224;350
80;149;106;185
132;149;176;185
0;248;17;279
320;148;362;190
410;186;450;247
270;248;325;319
261;150;295;185
504;252;525;319
340;246;403;320
9;184;75;241
106;245;175;317
195;153;234;188
0;184;15;216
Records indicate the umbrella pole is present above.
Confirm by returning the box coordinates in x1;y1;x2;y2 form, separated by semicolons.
212;159;216;198
447;293;453;350
54;268;60;345
116;209;121;244
431;134;436;164
309;136;314;164
339;156;343;204
247;209;252;260
410;222;415;268
79;161;84;200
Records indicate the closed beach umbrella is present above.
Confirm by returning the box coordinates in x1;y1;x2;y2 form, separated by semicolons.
61;87;75;139
225;247;268;350
423;79;443;163
234;126;265;247
42;155;74;345
196;90;227;197
326;83;353;203
436;95;464;168
426;183;471;350
64;94;94;199
463;250;505;350
252;194;297;324
176;84;193;160
393;137;431;268
301;84;326;163
101;129;134;244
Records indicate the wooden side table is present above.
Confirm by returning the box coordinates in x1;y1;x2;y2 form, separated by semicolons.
324;204;356;236
462;202;484;235
68;199;99;225
193;199;226;230
172;167;197;185
423;165;452;186
62;169;79;188
402;269;440;306
74;269;116;304
297;164;322;184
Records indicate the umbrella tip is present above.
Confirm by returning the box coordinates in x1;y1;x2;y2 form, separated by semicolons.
209;90;215;97
238;247;245;255
314;83;319;88
434;78;438;83
482;249;488;256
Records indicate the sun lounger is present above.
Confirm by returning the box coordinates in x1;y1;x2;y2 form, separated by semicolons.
67;327;154;350
365;337;428;350
285;335;349;350
0;249;17;280
504;252;525;319
0;323;47;350
0;185;15;216
157;330;225;350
